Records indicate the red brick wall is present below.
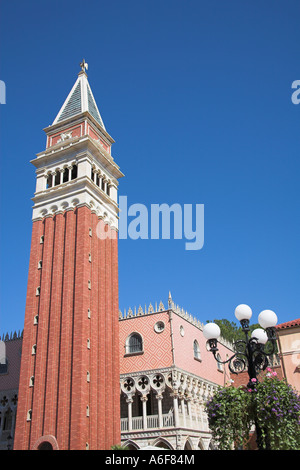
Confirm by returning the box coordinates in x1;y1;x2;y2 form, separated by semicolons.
14;206;120;450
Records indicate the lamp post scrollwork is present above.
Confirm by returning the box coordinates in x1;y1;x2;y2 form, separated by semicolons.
203;304;278;387
203;304;279;450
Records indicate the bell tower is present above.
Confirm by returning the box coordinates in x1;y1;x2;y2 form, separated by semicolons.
14;61;123;450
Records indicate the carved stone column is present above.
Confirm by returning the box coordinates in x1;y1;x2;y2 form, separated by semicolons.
171;390;180;428
156;393;163;428
51;171;56;187
126;397;133;431
140;395;148;430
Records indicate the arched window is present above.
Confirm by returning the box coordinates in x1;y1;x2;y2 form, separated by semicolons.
38;441;53;450
71;164;78;180
193;340;201;360
126;333;143;354
54;171;60;186
63;168;68;183
27;409;32;421
46;174;52;189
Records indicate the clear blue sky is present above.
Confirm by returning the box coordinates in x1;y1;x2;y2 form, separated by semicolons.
0;0;299;336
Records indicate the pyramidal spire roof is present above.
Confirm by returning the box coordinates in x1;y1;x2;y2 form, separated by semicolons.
52;60;106;130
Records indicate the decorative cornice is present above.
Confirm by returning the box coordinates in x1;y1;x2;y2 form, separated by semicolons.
32;135;123;180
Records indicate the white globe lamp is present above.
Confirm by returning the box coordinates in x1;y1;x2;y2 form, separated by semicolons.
203;322;221;340
251;328;268;345
234;304;252;322
258;310;278;329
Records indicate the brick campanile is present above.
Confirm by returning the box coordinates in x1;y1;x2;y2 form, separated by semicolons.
14;61;124;450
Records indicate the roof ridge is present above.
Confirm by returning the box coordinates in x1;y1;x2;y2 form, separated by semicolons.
276;318;300;329
52;70;105;129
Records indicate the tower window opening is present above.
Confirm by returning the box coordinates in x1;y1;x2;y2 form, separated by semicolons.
96;174;100;186
107;185;110;196
71;164;78;180
46;174;52;189
54;172;60;186
40;235;44;244
63;168;68;183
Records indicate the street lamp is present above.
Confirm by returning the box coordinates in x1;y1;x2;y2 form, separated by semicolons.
203;304;278;450
203;304;278;387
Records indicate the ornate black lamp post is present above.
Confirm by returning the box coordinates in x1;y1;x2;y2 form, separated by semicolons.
203;304;278;449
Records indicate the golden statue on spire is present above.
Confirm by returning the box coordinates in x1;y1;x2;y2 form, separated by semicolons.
80;59;88;73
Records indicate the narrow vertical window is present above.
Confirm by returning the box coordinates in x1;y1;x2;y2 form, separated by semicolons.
63;168;68;183
71;164;78;180
193;340;201;360
46;174;52;189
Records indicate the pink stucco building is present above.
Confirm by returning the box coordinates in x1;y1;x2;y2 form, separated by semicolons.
276;319;300;393
119;293;233;450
